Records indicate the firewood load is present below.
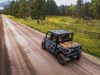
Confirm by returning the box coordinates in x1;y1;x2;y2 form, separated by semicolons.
60;41;79;48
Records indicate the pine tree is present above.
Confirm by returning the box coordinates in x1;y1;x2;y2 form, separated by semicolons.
96;0;100;19
4;7;9;15
75;0;84;18
69;4;75;16
91;0;100;19
9;0;16;16
58;5;66;16
14;0;20;17
84;1;90;18
4;0;19;17
58;5;71;16
18;0;29;19
30;0;46;24
46;0;58;16
46;0;50;15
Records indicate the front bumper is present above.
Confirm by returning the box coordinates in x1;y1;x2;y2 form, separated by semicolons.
65;50;82;61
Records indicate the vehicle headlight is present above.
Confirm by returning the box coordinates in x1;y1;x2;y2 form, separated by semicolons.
80;45;82;49
78;45;82;50
67;48;72;54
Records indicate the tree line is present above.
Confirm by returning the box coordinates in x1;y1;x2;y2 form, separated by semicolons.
4;0;100;24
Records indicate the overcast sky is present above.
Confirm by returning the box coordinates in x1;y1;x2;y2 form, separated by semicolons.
0;0;91;6
55;0;91;6
0;0;9;3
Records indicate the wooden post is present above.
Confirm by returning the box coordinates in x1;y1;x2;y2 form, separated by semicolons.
60;26;62;29
67;27;68;30
98;33;100;40
75;28;76;33
85;30;87;35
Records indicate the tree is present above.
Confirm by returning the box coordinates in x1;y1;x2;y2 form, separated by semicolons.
69;4;75;16
58;4;75;16
46;0;58;16
4;0;19;17
18;0;29;19
58;5;66;16
4;7;9;15
14;0;20;17
9;0;16;16
96;0;100;19
84;1;90;18
90;0;100;19
75;0;84;18
4;0;100;20
46;0;50;15
30;0;46;24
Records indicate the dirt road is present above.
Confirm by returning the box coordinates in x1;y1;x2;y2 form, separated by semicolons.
1;15;100;75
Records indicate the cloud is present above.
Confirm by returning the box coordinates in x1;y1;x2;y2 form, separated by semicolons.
55;0;91;6
55;0;77;6
0;0;8;3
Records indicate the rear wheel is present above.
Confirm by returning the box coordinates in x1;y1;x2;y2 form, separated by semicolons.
58;54;66;65
75;53;82;60
41;42;46;49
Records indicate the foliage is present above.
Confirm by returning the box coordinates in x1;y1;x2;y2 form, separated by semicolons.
75;0;84;18
4;0;100;20
90;0;100;19
4;0;19;17
8;1;16;16
58;5;67;16
46;0;58;16
30;0;46;24
18;0;29;19
84;1;90;17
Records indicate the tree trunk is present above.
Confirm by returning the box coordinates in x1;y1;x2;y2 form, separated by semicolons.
37;19;40;24
41;17;43;24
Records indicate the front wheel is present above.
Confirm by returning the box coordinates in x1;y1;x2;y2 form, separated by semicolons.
57;54;66;65
75;53;82;60
41;42;46;49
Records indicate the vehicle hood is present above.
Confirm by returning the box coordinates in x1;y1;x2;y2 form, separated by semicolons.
60;41;80;49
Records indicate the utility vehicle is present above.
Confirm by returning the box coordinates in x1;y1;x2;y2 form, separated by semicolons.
41;30;82;65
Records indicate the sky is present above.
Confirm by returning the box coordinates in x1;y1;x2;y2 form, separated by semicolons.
0;0;91;6
55;0;91;6
0;0;9;3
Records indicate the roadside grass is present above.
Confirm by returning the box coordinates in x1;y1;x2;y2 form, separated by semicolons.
45;16;100;32
8;15;100;58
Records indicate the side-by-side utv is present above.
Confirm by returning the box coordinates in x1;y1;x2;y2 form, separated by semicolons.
41;30;82;65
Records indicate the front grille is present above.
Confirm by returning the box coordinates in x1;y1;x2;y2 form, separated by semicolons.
69;47;79;54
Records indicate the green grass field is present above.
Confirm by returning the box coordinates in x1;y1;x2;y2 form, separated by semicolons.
8;15;100;58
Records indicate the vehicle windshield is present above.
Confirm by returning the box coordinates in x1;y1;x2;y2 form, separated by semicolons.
58;34;72;43
46;32;57;42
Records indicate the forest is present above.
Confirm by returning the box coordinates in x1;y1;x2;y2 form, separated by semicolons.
4;0;100;24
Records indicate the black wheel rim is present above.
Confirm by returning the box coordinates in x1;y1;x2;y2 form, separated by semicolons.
59;56;63;64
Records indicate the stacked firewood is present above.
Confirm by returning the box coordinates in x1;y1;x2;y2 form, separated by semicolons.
60;41;79;48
